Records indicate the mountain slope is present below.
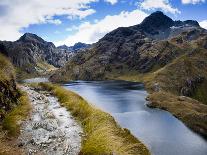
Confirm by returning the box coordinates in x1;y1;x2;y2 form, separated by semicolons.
50;11;205;81
50;11;207;138
0;54;20;120
0;33;71;79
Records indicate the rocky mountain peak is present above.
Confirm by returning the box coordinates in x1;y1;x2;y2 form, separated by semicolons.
18;33;45;43
73;42;90;51
140;11;174;31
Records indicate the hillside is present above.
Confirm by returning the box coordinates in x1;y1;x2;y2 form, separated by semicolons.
0;54;20;120
0;33;72;80
50;11;204;81
50;11;207;138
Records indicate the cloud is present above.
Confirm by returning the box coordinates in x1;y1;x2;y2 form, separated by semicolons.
200;20;207;29
55;9;148;46
181;0;205;4
0;0;98;41
104;0;118;5
139;0;181;14
66;25;79;32
47;19;62;25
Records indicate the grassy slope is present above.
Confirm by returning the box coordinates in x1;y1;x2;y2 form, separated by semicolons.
38;83;150;155
0;91;31;155
0;53;18;119
118;48;207;138
148;91;207;138
0;54;14;81
2;91;31;136
0;53;31;155
16;60;57;81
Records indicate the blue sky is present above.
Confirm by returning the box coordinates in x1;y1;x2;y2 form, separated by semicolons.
0;0;206;46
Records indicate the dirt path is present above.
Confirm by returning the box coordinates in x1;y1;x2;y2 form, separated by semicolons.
18;86;83;155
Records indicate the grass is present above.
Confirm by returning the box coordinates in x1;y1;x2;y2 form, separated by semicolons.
0;53;15;81
0;90;31;155
38;82;150;155
148;91;207;138
2;90;31;137
192;80;207;105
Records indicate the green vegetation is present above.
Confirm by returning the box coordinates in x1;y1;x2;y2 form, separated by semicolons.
0;53;15;81
148;91;207;138
192;80;207;105
38;82;150;155
0;53;20;119
0;53;31;155
15;61;57;81
0;90;31;155
2;91;31;136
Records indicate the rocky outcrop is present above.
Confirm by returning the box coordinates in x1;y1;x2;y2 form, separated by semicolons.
180;76;204;96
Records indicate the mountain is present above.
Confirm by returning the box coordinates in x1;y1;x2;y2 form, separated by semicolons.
51;11;204;80
50;11;207;138
57;42;90;52
0;33;71;79
72;42;91;51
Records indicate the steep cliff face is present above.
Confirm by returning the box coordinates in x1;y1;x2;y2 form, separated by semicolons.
0;33;71;79
0;54;20;120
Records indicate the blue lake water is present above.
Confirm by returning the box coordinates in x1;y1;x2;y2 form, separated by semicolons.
64;80;207;155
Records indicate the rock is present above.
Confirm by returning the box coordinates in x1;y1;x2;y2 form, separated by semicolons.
153;82;161;92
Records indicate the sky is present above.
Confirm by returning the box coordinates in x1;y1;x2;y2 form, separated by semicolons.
0;0;206;46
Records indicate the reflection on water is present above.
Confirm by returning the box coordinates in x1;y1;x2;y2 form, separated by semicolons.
64;80;207;155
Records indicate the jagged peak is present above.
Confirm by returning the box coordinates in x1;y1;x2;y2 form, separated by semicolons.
140;11;174;30
18;33;45;43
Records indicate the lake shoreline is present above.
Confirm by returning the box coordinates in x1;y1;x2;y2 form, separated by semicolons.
38;82;150;155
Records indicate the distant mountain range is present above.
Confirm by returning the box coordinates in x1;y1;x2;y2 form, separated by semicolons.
0;33;89;79
57;42;91;53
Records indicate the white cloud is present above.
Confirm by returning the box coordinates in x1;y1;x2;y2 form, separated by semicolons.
200;20;207;29
140;0;181;14
66;25;79;32
55;9;148;46
47;19;62;25
0;0;98;41
181;0;205;4
104;0;118;5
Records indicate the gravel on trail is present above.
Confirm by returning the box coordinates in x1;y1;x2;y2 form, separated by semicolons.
18;86;83;155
